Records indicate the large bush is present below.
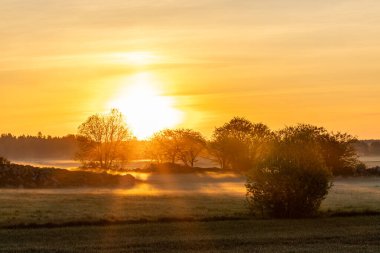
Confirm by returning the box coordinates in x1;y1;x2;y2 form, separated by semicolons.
246;139;332;218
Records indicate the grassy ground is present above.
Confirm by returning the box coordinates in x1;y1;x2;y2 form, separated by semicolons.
322;177;380;213
0;191;247;227
1;216;379;253
1;176;380;227
1;176;380;252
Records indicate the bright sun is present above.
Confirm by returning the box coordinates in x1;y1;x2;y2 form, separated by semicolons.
108;73;183;139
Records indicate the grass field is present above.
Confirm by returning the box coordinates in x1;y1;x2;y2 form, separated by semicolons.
1;216;379;252
1;175;380;228
1;174;380;252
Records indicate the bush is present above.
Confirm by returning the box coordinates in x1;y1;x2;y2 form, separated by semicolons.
246;141;332;218
0;160;135;188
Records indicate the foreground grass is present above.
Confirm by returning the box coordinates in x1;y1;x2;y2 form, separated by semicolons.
1;177;380;227
1;216;379;253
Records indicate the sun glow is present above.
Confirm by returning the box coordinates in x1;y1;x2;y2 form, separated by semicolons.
108;73;183;139
111;51;159;66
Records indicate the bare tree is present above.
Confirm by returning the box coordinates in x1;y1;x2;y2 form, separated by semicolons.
76;109;132;170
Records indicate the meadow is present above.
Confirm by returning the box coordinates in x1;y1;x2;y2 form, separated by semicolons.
1;174;380;228
2;161;380;252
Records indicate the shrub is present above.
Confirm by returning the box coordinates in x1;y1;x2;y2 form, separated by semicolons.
246;140;332;218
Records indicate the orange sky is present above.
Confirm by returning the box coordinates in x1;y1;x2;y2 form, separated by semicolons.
1;0;380;139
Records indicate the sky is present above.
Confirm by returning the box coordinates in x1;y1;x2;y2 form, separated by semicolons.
1;0;380;139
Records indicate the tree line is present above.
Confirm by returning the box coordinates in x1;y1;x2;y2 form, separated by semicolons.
74;109;361;176
354;140;380;156
0;109;363;177
0;133;77;160
75;109;363;218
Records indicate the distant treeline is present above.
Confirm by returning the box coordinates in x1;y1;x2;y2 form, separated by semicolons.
0;133;78;160
1;133;380;162
0;133;147;161
354;140;380;156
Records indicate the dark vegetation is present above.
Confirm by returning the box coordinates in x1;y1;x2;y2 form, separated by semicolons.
0;157;135;188
359;166;380;175
246;126;333;218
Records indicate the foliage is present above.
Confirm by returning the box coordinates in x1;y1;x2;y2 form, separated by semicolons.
176;129;207;167
279;124;359;176
147;129;206;167
147;129;181;164
209;117;273;171
76;109;132;170
246;130;333;218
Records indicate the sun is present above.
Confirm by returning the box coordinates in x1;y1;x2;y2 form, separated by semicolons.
108;73;183;139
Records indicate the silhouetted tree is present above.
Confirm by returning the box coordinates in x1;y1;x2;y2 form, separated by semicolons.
176;129;207;167
209;117;273;171
147;129;181;164
76;109;132;170
246;131;332;218
279;124;359;176
147;129;206;167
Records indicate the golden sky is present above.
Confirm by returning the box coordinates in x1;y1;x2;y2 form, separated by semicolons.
1;0;380;139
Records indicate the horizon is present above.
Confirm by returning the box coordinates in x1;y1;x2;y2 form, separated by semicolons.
2;0;380;139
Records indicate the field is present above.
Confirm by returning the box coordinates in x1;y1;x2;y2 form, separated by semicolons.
1;175;380;227
1;216;379;252
1;174;380;252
